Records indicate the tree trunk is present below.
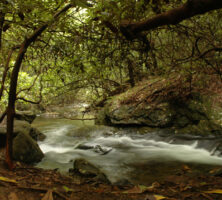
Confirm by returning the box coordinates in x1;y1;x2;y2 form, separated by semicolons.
0;11;5;49
0;47;19;101
127;59;135;87
5;3;73;169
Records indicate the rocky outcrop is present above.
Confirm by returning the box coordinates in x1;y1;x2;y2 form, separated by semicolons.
96;76;222;135
70;158;110;184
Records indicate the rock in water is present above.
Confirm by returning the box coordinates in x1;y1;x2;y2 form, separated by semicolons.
15;111;36;124
72;158;110;184
93;145;112;155
13;132;44;164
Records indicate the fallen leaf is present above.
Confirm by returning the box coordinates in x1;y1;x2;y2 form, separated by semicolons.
8;192;19;200
41;190;53;200
124;183;159;194
0;176;17;183
145;194;166;200
63;186;73;192
182;164;191;172
204;189;222;194
123;185;148;194
154;194;166;200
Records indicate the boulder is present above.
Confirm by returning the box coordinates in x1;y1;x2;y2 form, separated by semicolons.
13;132;44;164
71;158;110;184
0;120;45;164
14;120;46;141
96;76;222;135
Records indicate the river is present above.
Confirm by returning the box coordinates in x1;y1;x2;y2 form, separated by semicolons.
32;116;222;185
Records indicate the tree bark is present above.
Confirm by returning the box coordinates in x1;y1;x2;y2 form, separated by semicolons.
0;11;5;49
120;0;222;40
127;59;135;87
6;3;73;169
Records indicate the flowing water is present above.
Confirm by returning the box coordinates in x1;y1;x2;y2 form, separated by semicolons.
32;116;222;185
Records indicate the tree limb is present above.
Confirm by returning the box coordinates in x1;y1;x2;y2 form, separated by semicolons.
16;97;41;105
0;46;20;102
120;0;222;40
0;109;7;124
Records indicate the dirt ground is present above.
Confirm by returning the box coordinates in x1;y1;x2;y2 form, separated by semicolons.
0;149;222;200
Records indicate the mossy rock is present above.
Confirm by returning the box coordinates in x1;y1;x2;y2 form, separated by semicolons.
174;120;222;135
13;132;44;164
15;111;36;124
95;76;222;135
14;120;46;141
72;158;110;184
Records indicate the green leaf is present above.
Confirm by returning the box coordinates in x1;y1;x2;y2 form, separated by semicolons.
63;186;73;192
72;0;89;8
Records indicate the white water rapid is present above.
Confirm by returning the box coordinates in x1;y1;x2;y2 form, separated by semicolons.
33;117;222;185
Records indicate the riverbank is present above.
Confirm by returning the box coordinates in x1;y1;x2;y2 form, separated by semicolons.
0;148;222;200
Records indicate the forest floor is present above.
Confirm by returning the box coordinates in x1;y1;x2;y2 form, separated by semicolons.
0;149;222;200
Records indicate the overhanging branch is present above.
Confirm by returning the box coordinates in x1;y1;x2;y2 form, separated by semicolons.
120;0;222;40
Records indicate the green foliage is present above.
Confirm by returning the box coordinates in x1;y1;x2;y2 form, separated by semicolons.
1;0;222;110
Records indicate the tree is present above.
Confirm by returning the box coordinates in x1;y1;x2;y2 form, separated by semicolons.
5;2;73;169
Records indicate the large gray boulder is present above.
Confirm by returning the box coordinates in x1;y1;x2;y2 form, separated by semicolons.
13;132;44;164
96;76;222;135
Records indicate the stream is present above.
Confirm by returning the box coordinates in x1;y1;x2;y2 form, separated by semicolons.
32;116;222;185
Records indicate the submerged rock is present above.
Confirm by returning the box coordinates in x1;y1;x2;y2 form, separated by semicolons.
76;144;94;150
76;144;112;155
93;145;112;155
71;158;110;184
